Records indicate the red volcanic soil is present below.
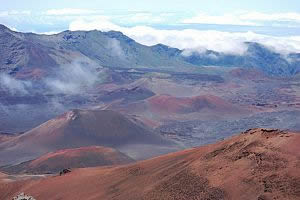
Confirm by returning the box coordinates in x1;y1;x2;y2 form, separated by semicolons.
1;129;299;200
1;146;134;174
15;68;46;80
229;68;266;80
107;94;249;128
0;109;176;165
148;94;243;114
0;134;16;144
0;172;7;184
0;172;5;178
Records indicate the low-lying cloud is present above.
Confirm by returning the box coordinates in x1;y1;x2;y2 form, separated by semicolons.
45;61;99;95
69;17;300;55
106;38;125;59
0;60;100;96
0;73;32;95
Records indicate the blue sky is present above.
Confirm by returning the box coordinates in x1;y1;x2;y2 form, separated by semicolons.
1;0;300;54
1;0;300;34
1;0;300;13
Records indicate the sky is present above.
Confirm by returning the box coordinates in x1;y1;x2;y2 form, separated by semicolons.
1;0;300;54
1;0;300;13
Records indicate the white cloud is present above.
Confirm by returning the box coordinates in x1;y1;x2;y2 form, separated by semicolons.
39;31;60;35
0;60;100;96
69;17;300;55
45;60;99;94
69;16;119;31
0;74;32;95
106;38;125;59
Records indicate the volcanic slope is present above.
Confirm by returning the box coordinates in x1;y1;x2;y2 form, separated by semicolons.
1;146;134;174
0;172;5;178
0;24;192;76
1;128;299;200
0;109;178;166
1;24;299;77
147;94;244;115
0;133;17;144
108;94;249;126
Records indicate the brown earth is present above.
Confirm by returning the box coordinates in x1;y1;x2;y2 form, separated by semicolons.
0;134;16;144
148;94;243;114
0;109;177;165
0;172;5;178
229;68;266;80
108;94;249;128
1;146;134;174
0;128;299;200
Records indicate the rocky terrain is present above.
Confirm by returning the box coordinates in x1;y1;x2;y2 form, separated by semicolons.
0;25;299;141
1;146;134;174
0;25;299;199
0;109;179;166
12;193;36;200
0;129;299;200
158;110;300;147
1;25;299;77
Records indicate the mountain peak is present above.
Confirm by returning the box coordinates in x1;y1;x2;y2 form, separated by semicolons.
152;43;169;48
66;110;80;121
0;24;10;32
104;30;135;43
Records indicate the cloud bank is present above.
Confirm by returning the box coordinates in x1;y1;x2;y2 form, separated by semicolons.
0;61;100;96
2;8;300;33
69;17;300;55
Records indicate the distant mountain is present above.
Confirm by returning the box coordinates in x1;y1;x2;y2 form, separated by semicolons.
182;42;300;76
0;24;299;77
0;109;178;165
0;24;192;78
1;146;134;174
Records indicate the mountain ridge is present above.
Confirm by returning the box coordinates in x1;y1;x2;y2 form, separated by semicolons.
0;24;299;77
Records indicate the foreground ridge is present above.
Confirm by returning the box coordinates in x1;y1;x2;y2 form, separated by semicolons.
1;128;299;200
13;193;35;200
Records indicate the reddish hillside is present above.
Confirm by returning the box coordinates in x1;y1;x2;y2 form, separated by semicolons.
107;94;249;128
229;68;266;80
0;172;5;178
1;129;299;200
0;133;16;144
0;109;177;165
1;146;134;174
148;94;244;114
0;172;7;185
